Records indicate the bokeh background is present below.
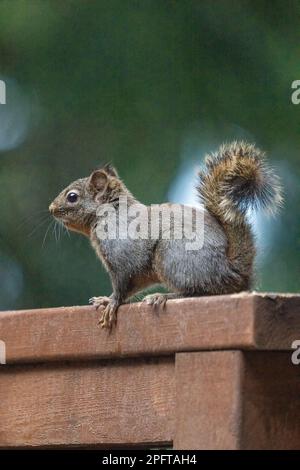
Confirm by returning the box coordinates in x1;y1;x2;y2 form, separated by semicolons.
0;0;299;311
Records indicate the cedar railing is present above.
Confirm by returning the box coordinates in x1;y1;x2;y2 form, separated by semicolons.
0;293;299;449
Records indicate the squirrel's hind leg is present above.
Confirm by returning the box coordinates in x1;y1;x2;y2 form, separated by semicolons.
143;292;182;308
89;295;111;309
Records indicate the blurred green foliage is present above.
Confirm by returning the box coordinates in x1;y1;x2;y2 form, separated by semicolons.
0;0;299;310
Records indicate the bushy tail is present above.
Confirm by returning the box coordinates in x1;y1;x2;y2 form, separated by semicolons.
197;141;283;291
197;141;283;224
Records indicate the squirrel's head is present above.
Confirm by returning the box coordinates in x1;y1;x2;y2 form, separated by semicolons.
49;164;128;236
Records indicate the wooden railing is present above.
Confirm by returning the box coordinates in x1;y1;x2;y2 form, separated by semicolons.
0;293;299;449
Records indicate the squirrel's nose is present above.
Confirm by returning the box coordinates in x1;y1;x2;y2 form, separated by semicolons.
49;202;56;214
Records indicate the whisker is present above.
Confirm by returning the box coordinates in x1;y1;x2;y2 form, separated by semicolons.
19;213;49;233
59;224;64;238
65;225;71;238
58;221;62;242
20;209;49;223
61;222;70;239
53;221;58;243
42;220;54;248
19;208;49;223
27;216;50;238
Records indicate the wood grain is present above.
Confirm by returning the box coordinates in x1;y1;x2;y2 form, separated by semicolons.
0;357;175;448
0;293;299;365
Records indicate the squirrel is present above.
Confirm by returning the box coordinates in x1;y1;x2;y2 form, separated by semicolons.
49;141;282;329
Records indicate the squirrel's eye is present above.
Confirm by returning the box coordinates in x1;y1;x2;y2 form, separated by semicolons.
67;192;78;203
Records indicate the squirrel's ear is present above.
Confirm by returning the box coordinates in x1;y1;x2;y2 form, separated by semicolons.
88;170;108;192
103;163;119;178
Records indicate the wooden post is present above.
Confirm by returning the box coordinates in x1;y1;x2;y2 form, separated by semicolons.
174;351;244;450
174;351;300;450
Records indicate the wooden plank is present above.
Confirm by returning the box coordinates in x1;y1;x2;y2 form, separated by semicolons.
0;293;299;364
174;351;244;450
0;357;175;448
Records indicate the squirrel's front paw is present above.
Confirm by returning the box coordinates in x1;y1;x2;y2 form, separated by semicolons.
98;300;118;329
90;295;121;329
89;296;111;309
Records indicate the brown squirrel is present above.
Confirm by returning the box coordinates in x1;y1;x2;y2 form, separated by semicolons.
49;141;282;328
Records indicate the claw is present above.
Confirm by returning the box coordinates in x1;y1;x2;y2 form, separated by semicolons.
89;295;119;329
143;293;168;309
89;295;111;310
98;302;118;329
